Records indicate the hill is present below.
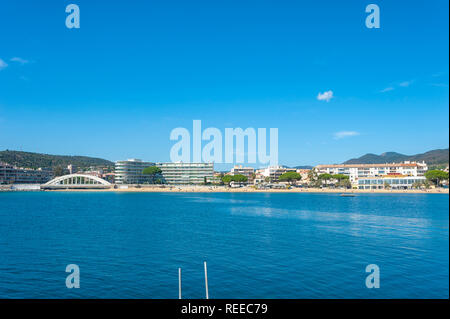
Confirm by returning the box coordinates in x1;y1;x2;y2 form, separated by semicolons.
344;148;449;167
0;150;114;169
293;165;313;169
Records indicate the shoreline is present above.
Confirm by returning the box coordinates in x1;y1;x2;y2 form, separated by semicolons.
39;186;449;194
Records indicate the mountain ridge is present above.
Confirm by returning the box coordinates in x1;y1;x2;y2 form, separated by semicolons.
343;148;449;166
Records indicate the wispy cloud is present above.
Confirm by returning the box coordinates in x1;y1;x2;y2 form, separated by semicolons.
399;80;412;87
0;58;8;70
317;90;333;102
380;86;394;93
10;57;29;65
333;131;360;140
380;80;414;93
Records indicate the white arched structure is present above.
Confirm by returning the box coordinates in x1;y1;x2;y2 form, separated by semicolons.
42;174;112;189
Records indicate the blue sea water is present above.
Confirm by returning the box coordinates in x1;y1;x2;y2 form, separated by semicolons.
0;191;448;299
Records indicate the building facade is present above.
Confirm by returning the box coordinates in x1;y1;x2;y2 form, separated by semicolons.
357;176;427;190
156;162;214;185
114;159;155;184
230;165;255;183
314;162;428;184
314;161;428;188
0;162;53;184
260;166;297;182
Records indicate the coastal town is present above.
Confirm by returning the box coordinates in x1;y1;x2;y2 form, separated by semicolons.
1;155;449;193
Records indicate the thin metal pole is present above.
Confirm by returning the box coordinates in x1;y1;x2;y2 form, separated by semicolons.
178;268;182;299
204;261;209;299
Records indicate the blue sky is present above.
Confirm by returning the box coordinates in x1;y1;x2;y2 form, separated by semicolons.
0;0;448;169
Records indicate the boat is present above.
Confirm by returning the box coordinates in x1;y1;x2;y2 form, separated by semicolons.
340;193;356;197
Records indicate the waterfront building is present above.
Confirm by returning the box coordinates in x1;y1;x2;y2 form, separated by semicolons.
0;162;53;184
253;173;266;185
114;159;155;184
357;176;427;190
261;166;297;182
296;169;311;184
210;172;223;184
156;162;214;185
230;165;255;183
314;161;428;186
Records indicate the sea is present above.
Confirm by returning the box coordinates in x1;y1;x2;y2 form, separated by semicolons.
0;191;448;298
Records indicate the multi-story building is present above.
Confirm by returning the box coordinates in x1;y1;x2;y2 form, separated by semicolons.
260;166;296;182
357;176;427;190
156;162;214;185
0;162;53;184
230;165;255;183
296;169;311;184
114;159;155;184
314;161;428;187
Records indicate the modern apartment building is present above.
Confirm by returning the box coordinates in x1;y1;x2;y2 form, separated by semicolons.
357;176;427;190
114;159;155;184
156;162;214;185
0;162;53;184
260;165;297;182
314;161;428;186
230;165;255;183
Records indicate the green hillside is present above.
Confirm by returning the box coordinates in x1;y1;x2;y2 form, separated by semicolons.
344;148;449;168
0;150;114;169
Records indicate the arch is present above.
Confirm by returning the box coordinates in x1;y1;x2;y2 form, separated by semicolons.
43;174;111;188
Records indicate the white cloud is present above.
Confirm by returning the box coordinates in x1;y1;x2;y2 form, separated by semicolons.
10;57;29;65
333;131;360;140
399;81;412;87
317;90;333;102
380;86;394;93
0;58;8;70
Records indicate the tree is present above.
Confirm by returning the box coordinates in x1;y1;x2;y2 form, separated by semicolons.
318;173;333;187
425;170;449;187
318;173;333;180
279;172;302;184
222;174;248;186
53;166;65;177
232;174;248;184
332;174;350;188
142;166;163;184
332;174;349;181
142;166;162;175
384;182;391;189
307;170;316;181
222;175;233;186
338;179;352;189
412;181;422;189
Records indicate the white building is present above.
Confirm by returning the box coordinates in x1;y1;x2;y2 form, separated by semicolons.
260;166;297;182
230;165;255;183
314;161;428;187
115;159;154;184
156;162;213;185
357;176;427;190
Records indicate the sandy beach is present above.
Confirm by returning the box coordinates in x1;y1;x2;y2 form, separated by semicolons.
48;185;449;194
